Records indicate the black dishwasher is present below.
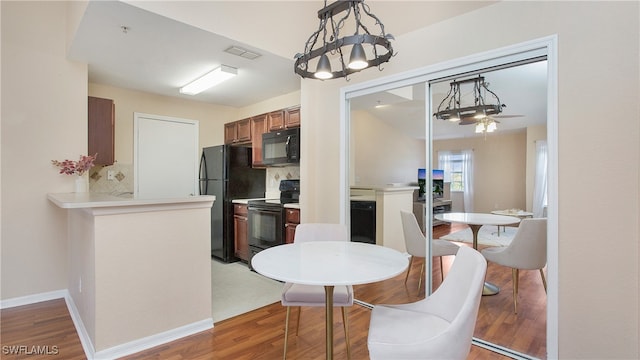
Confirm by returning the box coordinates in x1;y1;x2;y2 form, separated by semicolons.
350;200;376;244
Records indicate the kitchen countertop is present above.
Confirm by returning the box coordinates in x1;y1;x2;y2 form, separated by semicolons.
48;192;215;209
351;185;419;192
231;198;275;205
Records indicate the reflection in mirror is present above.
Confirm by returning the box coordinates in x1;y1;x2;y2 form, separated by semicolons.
348;59;548;358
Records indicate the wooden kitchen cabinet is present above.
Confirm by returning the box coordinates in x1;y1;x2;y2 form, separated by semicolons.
268;107;300;131
233;204;249;261
88;96;115;166
225;118;252;144
251;114;268;167
267;110;285;131
285;106;301;128
284;207;300;244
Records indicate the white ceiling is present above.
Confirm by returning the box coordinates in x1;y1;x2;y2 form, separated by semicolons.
67;1;495;108
350;60;548;140
69;1;546;140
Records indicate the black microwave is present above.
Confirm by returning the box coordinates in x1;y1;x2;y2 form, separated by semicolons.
262;128;300;166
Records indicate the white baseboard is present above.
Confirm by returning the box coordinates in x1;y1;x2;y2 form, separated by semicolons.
91;318;213;360
63;292;96;359
0;289;67;309
2;289;214;360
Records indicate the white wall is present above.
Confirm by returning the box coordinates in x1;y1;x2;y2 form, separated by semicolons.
88;83;238;163
1;1;88;299
301;2;639;359
351;109;426;186
433;130;528;213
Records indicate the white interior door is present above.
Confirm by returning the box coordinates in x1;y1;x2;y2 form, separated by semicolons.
134;113;199;199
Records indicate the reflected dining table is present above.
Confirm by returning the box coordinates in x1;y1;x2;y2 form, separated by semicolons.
251;241;408;360
434;212;521;295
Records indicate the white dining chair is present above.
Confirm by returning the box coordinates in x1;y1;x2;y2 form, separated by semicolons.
367;246;487;359
281;223;353;359
400;210;460;291
481;218;547;314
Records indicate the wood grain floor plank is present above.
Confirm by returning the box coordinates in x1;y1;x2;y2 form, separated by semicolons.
1;223;546;359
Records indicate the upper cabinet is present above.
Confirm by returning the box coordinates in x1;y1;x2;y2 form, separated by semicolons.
268;106;300;131
251;114;268;168
267;110;285;132
224;118;251;144
285;106;301;128
88;96;115;166
224;105;300;167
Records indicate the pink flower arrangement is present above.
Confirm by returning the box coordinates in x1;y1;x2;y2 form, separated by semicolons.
51;154;97;176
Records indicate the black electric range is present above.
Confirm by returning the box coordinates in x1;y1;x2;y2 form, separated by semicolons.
246;180;299;269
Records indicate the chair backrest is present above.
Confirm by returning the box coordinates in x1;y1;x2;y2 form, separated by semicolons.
501;218;547;270
293;223;349;244
400;210;426;257
418;246;487;359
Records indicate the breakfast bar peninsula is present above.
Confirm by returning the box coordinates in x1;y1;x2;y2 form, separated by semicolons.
48;192;215;359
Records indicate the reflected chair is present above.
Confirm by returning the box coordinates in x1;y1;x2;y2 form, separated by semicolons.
367;246;487;359
400;210;460;291
281;223;353;359
481;218;547;314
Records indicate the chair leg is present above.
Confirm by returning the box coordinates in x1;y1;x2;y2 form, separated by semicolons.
418;260;425;292
341;307;351;360
512;268;519;314
540;268;547;293
295;306;301;335
404;256;414;286
283;306;291;360
439;256;445;283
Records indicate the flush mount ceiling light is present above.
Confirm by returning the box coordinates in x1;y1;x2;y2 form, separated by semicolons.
179;65;237;95
294;0;395;80
433;76;505;124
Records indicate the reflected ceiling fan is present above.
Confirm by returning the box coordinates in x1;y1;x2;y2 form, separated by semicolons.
433;75;523;132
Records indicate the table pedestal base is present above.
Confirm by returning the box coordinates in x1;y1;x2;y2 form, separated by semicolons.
469;224;501;297
483;282;500;296
325;285;334;360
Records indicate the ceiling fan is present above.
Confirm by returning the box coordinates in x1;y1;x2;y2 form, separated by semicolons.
458;113;523;126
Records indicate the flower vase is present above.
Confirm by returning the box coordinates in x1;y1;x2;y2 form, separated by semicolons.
75;175;89;193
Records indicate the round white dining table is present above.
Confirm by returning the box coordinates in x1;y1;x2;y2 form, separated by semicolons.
251;241;408;360
434;212;521;295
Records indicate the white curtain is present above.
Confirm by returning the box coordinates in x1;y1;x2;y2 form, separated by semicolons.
438;150;474;212
532;140;548;217
461;149;474;212
438;151;453;182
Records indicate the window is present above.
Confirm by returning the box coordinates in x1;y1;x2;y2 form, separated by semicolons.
438;152;464;192
448;154;464;191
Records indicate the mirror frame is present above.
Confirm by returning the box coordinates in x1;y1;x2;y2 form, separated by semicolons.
340;35;558;358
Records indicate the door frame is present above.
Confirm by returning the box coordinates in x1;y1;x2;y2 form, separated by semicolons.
339;35;558;358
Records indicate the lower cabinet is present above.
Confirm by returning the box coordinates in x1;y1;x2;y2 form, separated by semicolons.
234;204;249;261
284;207;300;244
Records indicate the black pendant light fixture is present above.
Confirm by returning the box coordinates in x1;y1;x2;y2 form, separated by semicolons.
433;76;506;124
294;0;395;80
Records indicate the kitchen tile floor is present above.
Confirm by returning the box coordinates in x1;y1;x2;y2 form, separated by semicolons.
211;260;282;323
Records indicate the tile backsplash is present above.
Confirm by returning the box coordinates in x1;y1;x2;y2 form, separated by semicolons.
265;165;300;198
89;163;134;194
89;162;299;198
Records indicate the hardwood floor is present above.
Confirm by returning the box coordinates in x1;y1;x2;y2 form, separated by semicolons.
1;223;546;359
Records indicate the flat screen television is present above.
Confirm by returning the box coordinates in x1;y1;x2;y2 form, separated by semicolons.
432;169;444;199
418;168;427;199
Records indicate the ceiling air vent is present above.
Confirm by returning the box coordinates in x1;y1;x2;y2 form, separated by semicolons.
225;46;261;60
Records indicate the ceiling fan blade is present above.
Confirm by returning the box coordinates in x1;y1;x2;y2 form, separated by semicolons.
492;114;524;118
459;120;477;125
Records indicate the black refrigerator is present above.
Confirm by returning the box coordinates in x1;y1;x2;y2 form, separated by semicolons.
200;145;266;262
